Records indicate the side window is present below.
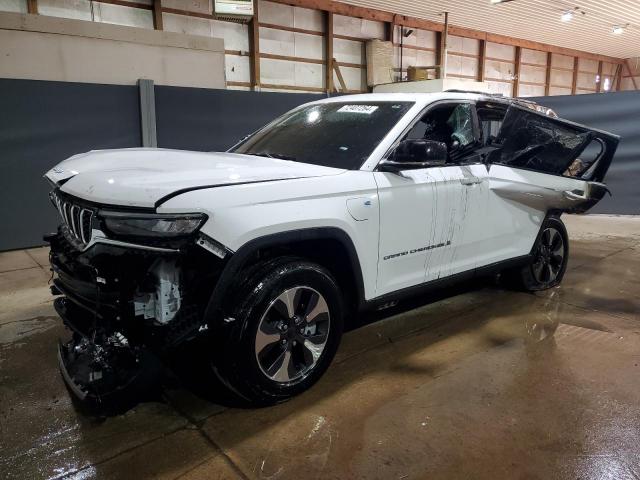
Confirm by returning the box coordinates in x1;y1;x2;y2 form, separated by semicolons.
476;103;508;146
565;138;604;178
396;102;479;165
492;106;595;176
447;104;475;147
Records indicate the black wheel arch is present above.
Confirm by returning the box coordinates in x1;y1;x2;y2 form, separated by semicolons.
203;227;366;328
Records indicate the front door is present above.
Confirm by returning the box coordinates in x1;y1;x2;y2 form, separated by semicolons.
374;101;488;296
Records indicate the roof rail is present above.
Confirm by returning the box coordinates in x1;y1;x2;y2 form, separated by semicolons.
444;89;504;96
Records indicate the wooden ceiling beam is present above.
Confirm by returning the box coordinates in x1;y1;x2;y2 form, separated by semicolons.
267;0;624;65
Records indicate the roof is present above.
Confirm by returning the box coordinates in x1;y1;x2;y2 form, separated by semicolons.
310;92;556;116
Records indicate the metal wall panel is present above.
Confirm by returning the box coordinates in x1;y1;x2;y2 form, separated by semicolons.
0;0;26;13
37;0;92;20
154;85;321;152
0;78;141;250
93;2;154;29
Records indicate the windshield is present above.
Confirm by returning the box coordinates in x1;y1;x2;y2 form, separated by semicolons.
231;101;415;169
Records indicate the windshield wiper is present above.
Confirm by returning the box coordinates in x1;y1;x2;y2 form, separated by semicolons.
250;152;298;161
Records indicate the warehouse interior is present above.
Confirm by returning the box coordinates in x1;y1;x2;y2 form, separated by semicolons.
1;0;639;479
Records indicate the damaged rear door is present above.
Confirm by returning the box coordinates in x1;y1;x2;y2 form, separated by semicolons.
480;104;619;264
487;104;620;214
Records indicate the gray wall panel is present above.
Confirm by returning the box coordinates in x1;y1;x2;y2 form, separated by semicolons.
530;91;640;214
155;86;322;152
0;79;141;250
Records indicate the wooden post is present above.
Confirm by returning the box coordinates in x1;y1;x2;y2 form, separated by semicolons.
614;63;623;91
571;57;579;95
478;39;486;82
439;12;449;79
385;16;394;43
544;52;552;96
626;60;638;90
596;60;603;93
27;0;38;14
512;46;521;97
153;0;163;31
325;11;334;94
249;0;260;90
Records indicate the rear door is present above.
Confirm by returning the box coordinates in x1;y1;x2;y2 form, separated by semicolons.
488;105;619;211
482;105;619;264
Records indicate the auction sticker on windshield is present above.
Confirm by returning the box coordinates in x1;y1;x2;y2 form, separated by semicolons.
338;105;379;114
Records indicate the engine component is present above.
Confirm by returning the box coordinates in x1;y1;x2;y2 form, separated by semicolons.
134;259;182;324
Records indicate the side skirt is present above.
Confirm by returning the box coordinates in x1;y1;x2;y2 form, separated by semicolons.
363;254;532;312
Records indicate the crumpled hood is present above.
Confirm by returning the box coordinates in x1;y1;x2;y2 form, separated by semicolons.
45;148;346;208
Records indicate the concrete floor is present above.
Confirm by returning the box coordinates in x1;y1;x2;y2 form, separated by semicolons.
1;215;639;480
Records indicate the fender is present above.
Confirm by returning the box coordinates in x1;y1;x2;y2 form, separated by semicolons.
202;227;367;325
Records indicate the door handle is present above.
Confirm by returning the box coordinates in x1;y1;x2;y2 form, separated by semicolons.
460;177;482;186
563;190;587;201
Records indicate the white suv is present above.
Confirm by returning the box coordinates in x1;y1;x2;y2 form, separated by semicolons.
45;92;618;407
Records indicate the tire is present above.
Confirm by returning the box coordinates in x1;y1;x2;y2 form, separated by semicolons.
505;216;569;292
210;257;344;406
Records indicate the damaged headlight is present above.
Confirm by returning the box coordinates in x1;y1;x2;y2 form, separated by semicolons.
100;211;207;239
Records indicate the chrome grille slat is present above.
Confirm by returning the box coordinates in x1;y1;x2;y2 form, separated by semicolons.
70;205;79;237
80;209;93;244
50;191;95;248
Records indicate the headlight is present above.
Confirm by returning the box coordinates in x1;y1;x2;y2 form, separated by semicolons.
100;212;207;239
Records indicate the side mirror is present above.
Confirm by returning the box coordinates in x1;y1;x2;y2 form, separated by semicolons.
379;139;448;172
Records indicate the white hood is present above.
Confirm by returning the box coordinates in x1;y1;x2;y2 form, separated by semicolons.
45;148;345;208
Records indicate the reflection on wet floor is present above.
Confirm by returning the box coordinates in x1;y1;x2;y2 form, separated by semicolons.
0;224;639;480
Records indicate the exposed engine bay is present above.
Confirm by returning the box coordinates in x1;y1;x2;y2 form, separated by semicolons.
47;212;226;411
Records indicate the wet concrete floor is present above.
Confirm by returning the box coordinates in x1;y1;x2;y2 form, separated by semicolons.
1;215;639;479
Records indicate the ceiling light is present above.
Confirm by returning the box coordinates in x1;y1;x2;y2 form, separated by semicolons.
612;25;624;34
561;11;574;22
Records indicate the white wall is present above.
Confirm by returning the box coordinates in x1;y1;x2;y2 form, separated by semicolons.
0;12;226;88
0;0;628;95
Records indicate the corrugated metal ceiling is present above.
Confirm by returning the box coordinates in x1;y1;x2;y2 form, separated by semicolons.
341;0;639;59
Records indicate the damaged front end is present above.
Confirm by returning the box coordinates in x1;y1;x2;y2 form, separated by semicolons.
47;190;227;411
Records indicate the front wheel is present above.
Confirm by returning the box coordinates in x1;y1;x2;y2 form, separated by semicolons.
506;216;569;291
211;258;344;406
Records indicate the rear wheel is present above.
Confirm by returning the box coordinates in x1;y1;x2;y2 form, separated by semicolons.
211;258;344;406
505;216;569;291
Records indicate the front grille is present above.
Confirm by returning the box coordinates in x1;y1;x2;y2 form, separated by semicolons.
50;191;95;245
